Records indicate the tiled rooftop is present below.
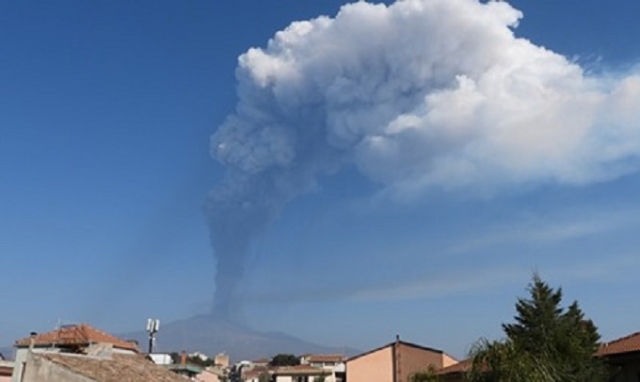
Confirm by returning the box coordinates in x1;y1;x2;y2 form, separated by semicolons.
273;364;328;375
38;352;186;382
305;354;346;363
244;366;270;379
437;358;472;375
597;332;640;357
15;323;138;352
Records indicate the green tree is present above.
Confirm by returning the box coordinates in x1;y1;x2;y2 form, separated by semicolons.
269;354;300;367
469;275;607;381
409;364;440;381
169;352;180;364
167;352;214;367
470;338;557;382
187;355;215;367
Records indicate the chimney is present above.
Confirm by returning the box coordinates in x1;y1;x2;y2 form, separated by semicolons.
181;351;187;365
29;332;37;351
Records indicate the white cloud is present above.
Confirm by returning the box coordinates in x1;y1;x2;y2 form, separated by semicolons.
344;267;527;302
342;253;640;302
242;248;640;304
446;211;625;255
213;0;640;201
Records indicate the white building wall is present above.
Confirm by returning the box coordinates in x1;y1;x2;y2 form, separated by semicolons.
20;353;93;382
12;348;63;382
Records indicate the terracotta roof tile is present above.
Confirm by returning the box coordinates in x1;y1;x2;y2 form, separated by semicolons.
15;324;138;352
38;353;185;382
244;368;269;379
305;354;346;363
597;332;640;357
273;365;328;375
437;358;472;375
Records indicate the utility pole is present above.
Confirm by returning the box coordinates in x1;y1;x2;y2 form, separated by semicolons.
146;318;160;354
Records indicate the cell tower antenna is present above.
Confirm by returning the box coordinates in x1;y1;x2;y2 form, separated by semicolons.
146;318;160;353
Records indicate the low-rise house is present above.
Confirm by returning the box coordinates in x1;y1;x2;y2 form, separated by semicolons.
346;336;458;382
149;353;174;366
12;323;138;382
243;366;270;382
10;323;198;382
165;351;203;379
598;331;640;381
300;354;346;382
436;358;472;382
9;323;189;382
166;361;203;379
16;350;186;382
272;364;329;382
251;358;271;368
13;324;138;354
149;351;224;381
0;360;14;382
196;367;224;382
243;365;329;382
240;358;270;380
214;352;230;367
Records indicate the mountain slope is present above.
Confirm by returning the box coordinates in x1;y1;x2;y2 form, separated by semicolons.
119;314;359;361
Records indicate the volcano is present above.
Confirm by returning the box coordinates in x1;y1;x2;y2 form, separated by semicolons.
119;314;358;361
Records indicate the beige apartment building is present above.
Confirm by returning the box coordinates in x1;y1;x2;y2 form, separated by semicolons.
346;337;457;382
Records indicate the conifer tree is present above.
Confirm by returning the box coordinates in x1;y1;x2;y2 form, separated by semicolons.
469;274;607;381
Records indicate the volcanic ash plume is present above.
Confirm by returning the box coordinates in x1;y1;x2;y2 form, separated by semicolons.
205;0;640;317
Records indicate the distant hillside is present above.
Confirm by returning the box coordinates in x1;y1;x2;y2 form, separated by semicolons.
119;314;359;361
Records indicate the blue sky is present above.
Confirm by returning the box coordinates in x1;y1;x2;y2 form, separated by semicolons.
2;0;640;358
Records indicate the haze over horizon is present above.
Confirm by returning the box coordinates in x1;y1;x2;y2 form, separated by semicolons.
2;0;640;359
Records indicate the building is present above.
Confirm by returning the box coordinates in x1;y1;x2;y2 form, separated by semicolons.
12;323;138;382
0;360;14;382
272;364;329;382
436;358;472;382
16;350;186;382
243;366;270;382
149;351;224;381
166;361;203;379
300;354;346;382
598;331;640;381
149;353;174;365
214;352;230;367
251;358;271;368
9;323;198;382
165;351;203;379
196;367;224;382
243;364;329;382
346;337;458;382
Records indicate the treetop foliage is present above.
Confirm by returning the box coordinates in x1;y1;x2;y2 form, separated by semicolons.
469;274;607;381
269;354;300;367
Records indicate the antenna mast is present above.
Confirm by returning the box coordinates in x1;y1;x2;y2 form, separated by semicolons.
146;318;160;353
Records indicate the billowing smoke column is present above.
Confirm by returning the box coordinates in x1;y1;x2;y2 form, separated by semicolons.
206;0;640;318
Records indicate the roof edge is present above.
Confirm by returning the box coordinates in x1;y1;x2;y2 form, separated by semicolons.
346;340;443;363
